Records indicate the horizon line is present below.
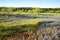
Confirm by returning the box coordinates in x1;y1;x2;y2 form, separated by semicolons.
0;6;60;8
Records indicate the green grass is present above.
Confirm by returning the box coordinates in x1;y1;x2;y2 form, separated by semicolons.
0;13;56;27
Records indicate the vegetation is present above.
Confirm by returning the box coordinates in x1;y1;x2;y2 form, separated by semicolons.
0;7;60;14
0;7;60;40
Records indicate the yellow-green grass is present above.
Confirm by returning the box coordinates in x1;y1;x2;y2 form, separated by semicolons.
0;18;40;27
0;12;60;14
0;17;55;27
10;12;60;15
0;13;59;27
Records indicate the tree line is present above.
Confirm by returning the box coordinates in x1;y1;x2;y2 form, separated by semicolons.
0;7;60;13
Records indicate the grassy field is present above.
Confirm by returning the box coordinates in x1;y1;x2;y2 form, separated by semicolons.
0;13;59;27
0;13;60;40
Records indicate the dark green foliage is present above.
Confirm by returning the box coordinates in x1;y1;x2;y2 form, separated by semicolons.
0;7;60;13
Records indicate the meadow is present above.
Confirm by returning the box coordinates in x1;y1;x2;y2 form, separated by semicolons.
0;7;60;40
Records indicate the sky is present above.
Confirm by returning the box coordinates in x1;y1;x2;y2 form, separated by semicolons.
0;0;60;8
